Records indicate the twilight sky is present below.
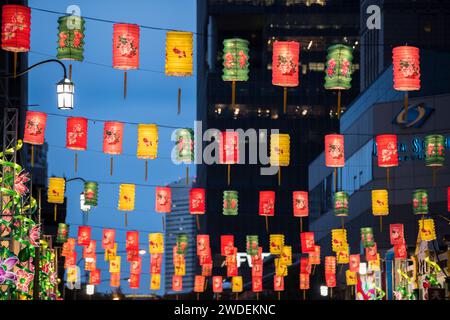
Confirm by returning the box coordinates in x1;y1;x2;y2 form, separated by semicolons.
28;0;197;296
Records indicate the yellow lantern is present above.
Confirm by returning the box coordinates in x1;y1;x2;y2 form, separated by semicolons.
280;246;292;266
269;234;285;255
118;184;135;226
419;219;436;241
275;258;288;276
174;262;186;276
137;124;158;181
47;177;65;204
346;270;357;286
151;274;161;290
270;133;290;186
331;229;348;253
149;233;164;254
337;246;349;264
105;243;117;261
369;254;381;271
109;256;121;273
165;31;193;76
232;276;243;293
372;190;389;216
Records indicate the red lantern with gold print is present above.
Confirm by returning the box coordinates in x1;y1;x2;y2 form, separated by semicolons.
126;231;139;251
213;276;223;293
325;273;336;288
83;240;96;259
220;235;234;256
300;232;315;253
293;191;309;217
103;121;124;155
259;191;275;216
130;256;142;274
392;46;420;91
325;134;345;167
90;269;101;285
77;226;91;246
394;243;407;259
274;275;284;291
66;117;88;150
376;135;398;167
390;224;405;245
23;111;47;145
349;254;360;272
102;229;116;250
189;188;206;214
219;131;239;164
129;272;140;289
1;5;31;52
196;234;210;256
155;186;172;213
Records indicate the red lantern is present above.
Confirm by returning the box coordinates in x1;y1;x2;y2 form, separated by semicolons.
365;243;378;261
66;117;88;150
90;269;101;285
155;186;172;213
126;231;139;251
102;229;116;250
393;46;420;91
194;275;206;293
130;256;142;275
300;257;311;275
150;253;162;274
390;224;405;245
259;191;275;216
129;273;140;289
201;263;212;277
325;134;345;167
272;41;300;87
252;262;263;277
394;243;407;259
113;23;139;70
103;121;123;155
325;256;336;274
349;254;360;272
172;275;183;292
110;272;120;287
300;232;315;254
83;240;96;259
23;111;47;145
293;191;309;217
1;5;31;53
64;251;76;269
77;226;91;246
199;248;212;266
252;276;263;292
220;235;234;256
219;131;239;164
309;245;321;265
376;135;398;167
300;273;310;290
212;276;223;293
325;273;336;288
189;188;206;214
274;275;284;291
196;234;210;256
227;257;238;277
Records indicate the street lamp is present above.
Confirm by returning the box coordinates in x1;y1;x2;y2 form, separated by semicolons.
80;192;91;212
57;77;75;110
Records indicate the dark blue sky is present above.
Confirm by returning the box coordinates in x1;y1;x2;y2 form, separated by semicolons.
28;0;196;296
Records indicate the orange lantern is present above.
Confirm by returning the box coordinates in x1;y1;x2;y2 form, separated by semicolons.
349;254;360;272
126;231;139;251
219;131;239;185
155;186;172;213
90;269;101;285
103;121;123;176
110;272;120;287
113;23;140;98
212;276;223;293
300;232;315;254
194;275;206;293
325;256;336;274
325;134;345;167
102;229;116;250
299;273;310;290
23;111;47;166
172;275;183;292
274;275;284;292
308;245;321;265
366;243;378;262
77;226;91;246
66;117;88;172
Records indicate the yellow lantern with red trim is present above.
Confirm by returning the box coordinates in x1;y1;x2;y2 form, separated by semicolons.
232;276;243;293
47;177;65;204
118;184;135;211
346;270;357;285
269;234;284;255
149;233;164;254
419;219;436;241
371;190;389;216
331;229;347;253
137;124;158;180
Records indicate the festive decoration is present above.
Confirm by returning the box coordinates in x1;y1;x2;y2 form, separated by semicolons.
376;134;398;167
176;234;188;255
346;270;357;286
349;254;360;272
300;232;315;254
424;135;445;167
300;273;310;290
270;133;290;185
293;191;308;217
47;177;65;204
232;276;243;293
56;223;69;243
174;128;194;163
194;275;205;293
57;15;85;61
366;243;378;261
189;188;206;214
212;276;223;293
324;44;353;90
219;131;239;185
371;190;389;216
165;31;193;76
259;191;275;217
300;257;311;275
274;275;284;292
361;227;375;248
333;191;349;217
280;246;292;266
66;117;88;150
390;224;405;245
246;235;259;256
118;183;135;211
89;269;100;285
23;111;47;166
220;235;234;256
155;186;172;213
394;243;407;259
269;234;284;255
102;229;115;250
393;46;420;91
83;181;98;206
309;245;321;265
223;190;238;216
412;189;428;215
77;226;91;246
126;231;139;251
137;124;158;180
331;229;347;252
325;134;345;167
149;233;164;254
103;121;123;175
1;4;30;53
150;274;161;290
418;219;436;241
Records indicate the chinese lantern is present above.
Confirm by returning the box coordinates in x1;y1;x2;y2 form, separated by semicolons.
212;276;223;293
252;276;263;293
89;269;100;285
272;41;300;113
419;219;436;241
293;191;308;218
259;191;275;232
222;38;249;108
66;117;88;172
150;254;162;274
267;234;283;255
83;181;98;206
331;229;347;252
394;243;408;259
325;134;345;167
300;257;311;275
130;256;142;275
57;15;85;62
83;240;96;260
137;124;158;180
105;243;117;261
270;133;290;186
424;135;445;167
194;275;206;293
365;243;378;261
62;238;75;257
129;273;140;289
274;275;284;292
110;272;120;287
102;229;116;250
77;226;91;246
56;223;69;244
369;254;381;271
174;128;194;184
176;234;188;255
65;251;76;269
246;235;259;256
126;231;139;251
150;274;161;290
118;183;135;226
300;273;310;291
337;247;349;264
346;270;357;286
85;256;97;272
223;190;238;216
300;232;315;254
113;23;140;98
103;121;123;175
190;188;206;229
23;111;47;166
48;177;65;221
275;258;288;276
324;44;353;118
309;245;321;265
412;189;428;215
155;186;172;213
220;235;234;256
197;234;210;256
334;192;349;217
372;189;388;233
149;233;164;254
376;134;398;168
280;246;292;266
201;263;212;277
349;254;360;272
219;131;239;185
390;224;405;245
361;227;375;248
325;256;336;274
232;276;243;293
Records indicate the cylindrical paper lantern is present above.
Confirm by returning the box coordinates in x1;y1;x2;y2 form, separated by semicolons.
165;31;193;76
220;235;234;256
176;234;188;255
149;233;164;254
324;44;353;90
137;124;158;159
246;235;259;256
272;41;300;87
1;5;31;52
346;270;357;286
57;15;85;61
376;135;398;167
194;275;205;293
361;227;375;248
270;134;290;167
300;273;310;290
334;191;349;217
259;191;275;216
83;181;98;206
412;189;428;215
337;247;349;264
393;46;420;91
212;276;223;293
331;229;347;252
129;273;140;289
274;275;284;292
89;269;100;285
103;121;124;155
252;276;263;292
390;224;405;245
300;232;315;253
172;275;183;292
424;135;445;167
110;272;120;287
418;219;436;241
280;246;292;266
155;187;172;213
47;177;65;204
222;38;249;82
371;190;389;216
223;190;238;216
197;234;210;256
308;245;321;265
23;111;47;145
102;229;116;250
293;191;309;217
77;226;91;246
269;234;284;255
126;231;139;251
219;131;239;164
349;254;360;273
324;256;336;274
232;276;243;293
189;188;206;214
174;128;194;163
394;243;407;259
150;274;161;290
325;134;345;167
118;184;135;211
56;223;69;243
66;117;88;150
300;257;311;275
112;23;139;70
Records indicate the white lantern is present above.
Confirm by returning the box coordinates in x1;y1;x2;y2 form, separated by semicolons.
320;285;328;296
359;262;367;275
86;284;95;295
57;78;75;110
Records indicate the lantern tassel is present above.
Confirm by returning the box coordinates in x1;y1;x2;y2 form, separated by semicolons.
277;291;281;300
124;213;128;227
403;92;409;122
341;217;345;230
74;153;78;173
380;216;383;233
144;160;148;181
54;204;57;222
30;145;34;167
177;88;181;115
300;217;303;233
256;292;259;300
13;52;17;79
278;168;281;186
265;216;269;233
235;293;239;300
386;168;390;189
123;71;128;99
196;293;199;301
232;81;236;108
330;288;333;299
283;87;287;114
110;157;113;176
196;215;200;231
186;166;189;185
227;164;231;186
303;289;306;300
69;64;73;80
162;216;165;231
337;90;342;119
334;168;338;191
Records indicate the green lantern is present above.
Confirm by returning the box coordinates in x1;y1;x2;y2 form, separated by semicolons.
83;181;98;206
324;44;353;90
424;135;445;167
360;227;374;248
176;234;188;255
56;223;69;243
222;38;250;82
246;235;259;256
334;191;349;217
223;190;238;216
412;189;428;215
57;15;85;61
175;128;194;163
